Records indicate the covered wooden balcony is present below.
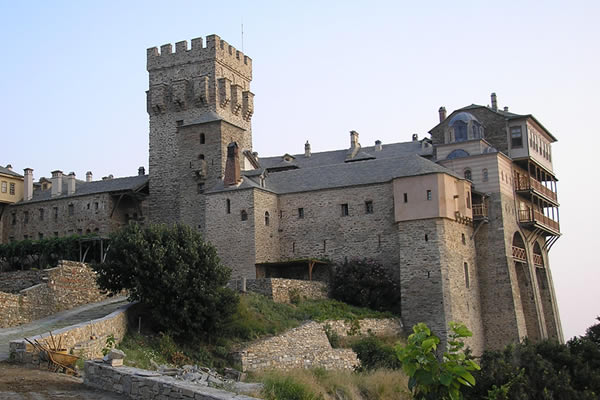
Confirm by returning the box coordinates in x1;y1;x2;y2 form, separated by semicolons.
472;203;488;219
518;208;560;236
513;161;558;205
512;246;527;262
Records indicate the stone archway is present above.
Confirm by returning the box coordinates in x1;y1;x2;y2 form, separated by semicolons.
512;232;541;341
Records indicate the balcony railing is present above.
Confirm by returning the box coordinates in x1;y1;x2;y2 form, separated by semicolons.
533;254;544;266
514;176;558;202
472;203;488;219
512;246;527;262
518;209;560;234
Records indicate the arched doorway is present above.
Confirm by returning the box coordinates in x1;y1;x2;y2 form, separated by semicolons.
512;232;541;341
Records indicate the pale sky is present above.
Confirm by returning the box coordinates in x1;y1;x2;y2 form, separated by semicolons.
1;0;598;340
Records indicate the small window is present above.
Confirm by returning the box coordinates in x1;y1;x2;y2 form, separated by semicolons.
24;234;29;240
425;234;428;242
464;262;470;288
87;203;90;210
365;201;374;214
53;207;59;221
38;233;44;240
24;211;29;224
298;208;304;219
1;181;6;193
176;120;184;126
464;169;472;181
68;204;74;216
341;203;349;217
403;193;408;203
94;202;99;210
39;208;44;221
426;190;432;201
241;210;248;221
323;239;327;251
482;168;488;182
226;199;231;214
200;133;205;144
511;126;523;148
198;154;205;160
462;233;466;245
11;213;16;225
197;183;204;193
466;191;472;209
9;183;15;195
264;211;270;226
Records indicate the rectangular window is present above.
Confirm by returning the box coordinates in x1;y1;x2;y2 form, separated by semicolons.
298;208;304;219
426;190;432;201
68;204;74;216
94;202;99;210
403;193;408;203
341;203;349;217
1;181;6;193
466;191;472;209
24;211;29;224
53;207;58;221
511;126;523;148
365;201;373;214
197;183;204;193
9;183;15;195
11;213;16;225
39;208;44;221
38;233;44;240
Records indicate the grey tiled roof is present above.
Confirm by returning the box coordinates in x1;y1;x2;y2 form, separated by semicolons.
19;175;149;204
0;166;23;178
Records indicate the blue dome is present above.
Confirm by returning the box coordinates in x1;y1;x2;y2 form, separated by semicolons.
449;112;480;126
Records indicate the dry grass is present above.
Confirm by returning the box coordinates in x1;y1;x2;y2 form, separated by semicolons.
252;368;411;400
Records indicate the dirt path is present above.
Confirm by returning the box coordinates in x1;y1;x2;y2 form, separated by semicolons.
0;362;127;399
0;296;128;361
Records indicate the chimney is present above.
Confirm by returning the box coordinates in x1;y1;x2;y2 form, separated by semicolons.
412;134;419;141
51;170;63;197
504;106;509;112
138;166;145;176
491;92;498;111
350;130;359;148
23;168;33;201
375;140;382;151
224;142;241;186
86;171;93;182
438;106;447;123
6;164;12;171
304;141;311;158
67;172;76;195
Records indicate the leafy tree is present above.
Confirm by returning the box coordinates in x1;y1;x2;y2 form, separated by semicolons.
352;334;402;371
93;223;239;340
396;322;480;400
330;258;401;314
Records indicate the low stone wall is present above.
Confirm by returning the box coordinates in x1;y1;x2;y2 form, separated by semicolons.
84;361;259;400
230;278;328;303
234;318;403;372
0;260;110;328
10;301;133;364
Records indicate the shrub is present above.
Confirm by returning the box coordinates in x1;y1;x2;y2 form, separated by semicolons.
93;223;238;340
323;323;341;348
352;335;402;371
330;259;401;314
262;374;320;400
0;235;84;271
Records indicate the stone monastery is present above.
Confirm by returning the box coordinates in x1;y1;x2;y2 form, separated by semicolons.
0;34;562;353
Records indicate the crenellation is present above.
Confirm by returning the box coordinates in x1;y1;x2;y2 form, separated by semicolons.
160;43;172;55
175;40;188;53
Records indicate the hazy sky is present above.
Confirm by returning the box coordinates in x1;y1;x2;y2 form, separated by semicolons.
1;1;598;340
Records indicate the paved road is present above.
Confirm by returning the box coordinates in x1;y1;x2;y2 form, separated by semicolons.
0;296;129;361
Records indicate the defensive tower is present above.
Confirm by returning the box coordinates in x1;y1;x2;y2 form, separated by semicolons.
147;35;254;224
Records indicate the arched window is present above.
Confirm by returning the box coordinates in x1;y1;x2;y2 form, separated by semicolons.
226;199;231;214
200;133;205;144
464;169;472;181
454;121;468;142
446;149;470;160
264;211;270;226
482;168;489;182
241;210;248;221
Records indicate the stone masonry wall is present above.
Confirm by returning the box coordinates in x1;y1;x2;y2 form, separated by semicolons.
84;360;259;400
230;278;328;303
0;260;109;328
10;302;132;364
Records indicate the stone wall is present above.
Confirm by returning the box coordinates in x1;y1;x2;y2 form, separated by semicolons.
0;260;109;328
84;360;259;400
234;318;402;372
230;278;328;303
10;302;133;364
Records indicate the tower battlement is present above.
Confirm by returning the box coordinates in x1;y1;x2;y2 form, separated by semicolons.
147;35;252;79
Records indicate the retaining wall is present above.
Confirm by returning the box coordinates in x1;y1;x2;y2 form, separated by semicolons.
230;278;328;303
0;260;110;328
84;361;259;400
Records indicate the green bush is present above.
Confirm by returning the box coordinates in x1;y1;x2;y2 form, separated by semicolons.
0;235;84;271
330;259;401;314
352;335;402;371
262;374;320;400
93;223;238;340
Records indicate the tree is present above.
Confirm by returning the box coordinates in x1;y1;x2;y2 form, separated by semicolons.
93;223;238;339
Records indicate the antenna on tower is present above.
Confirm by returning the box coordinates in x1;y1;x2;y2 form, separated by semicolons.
241;18;244;52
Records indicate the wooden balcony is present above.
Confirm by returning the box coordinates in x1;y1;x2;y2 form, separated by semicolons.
472;203;488;219
512;246;527;262
514;176;558;204
518;209;560;236
533;254;544;267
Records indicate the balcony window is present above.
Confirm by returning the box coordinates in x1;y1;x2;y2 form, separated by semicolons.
511;126;523;148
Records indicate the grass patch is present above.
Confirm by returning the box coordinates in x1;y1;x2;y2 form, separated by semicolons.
117;333;171;370
254;368;410;400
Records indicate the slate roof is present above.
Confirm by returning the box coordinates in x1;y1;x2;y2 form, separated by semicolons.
18;175;149;204
0;166;23;178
